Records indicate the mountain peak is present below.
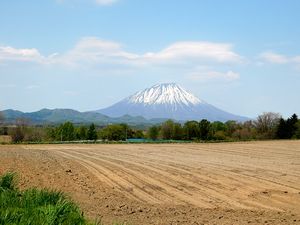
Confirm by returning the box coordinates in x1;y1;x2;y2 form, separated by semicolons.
97;83;247;121
127;83;203;106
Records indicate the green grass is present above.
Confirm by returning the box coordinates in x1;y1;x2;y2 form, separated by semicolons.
0;172;90;225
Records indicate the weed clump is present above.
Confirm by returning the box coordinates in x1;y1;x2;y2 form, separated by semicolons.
0;172;87;225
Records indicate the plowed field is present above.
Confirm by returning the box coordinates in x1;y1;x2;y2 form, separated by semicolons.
1;141;300;224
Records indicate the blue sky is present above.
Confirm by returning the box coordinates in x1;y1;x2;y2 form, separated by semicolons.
0;0;300;118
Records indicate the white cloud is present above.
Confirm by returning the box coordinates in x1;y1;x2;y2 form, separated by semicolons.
260;51;300;69
0;46;44;62
260;52;289;64
142;42;242;64
0;37;242;67
188;70;240;82
0;37;243;83
54;37;242;67
61;37;138;65
45;37;139;71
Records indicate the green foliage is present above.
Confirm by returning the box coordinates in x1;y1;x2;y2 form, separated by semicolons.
0;112;4;122
213;130;227;140
4;112;300;143
0;172;17;191
99;124;126;141
0;126;8;135
12;121;144;143
59;122;76;141
101;123;145;140
225;120;239;137
132;129;144;139
210;121;226;133
183;121;199;140
0;172;89;225
276;114;299;139
172;123;183;140
160;120;174;140
148;126;160;140
87;123;97;141
199;119;210;140
77;126;87;140
295;121;300;139
159;120;183;140
210;121;228;140
47;122;76;141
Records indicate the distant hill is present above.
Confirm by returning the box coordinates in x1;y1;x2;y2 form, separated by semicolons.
97;83;248;122
1;108;165;126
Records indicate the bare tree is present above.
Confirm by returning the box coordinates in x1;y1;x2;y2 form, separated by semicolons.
11;118;30;143
254;112;281;139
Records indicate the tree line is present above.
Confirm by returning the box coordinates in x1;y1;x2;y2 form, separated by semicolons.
148;113;300;141
0;112;299;143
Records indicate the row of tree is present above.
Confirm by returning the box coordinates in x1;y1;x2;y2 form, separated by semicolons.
1;112;299;143
147;113;300;141
47;122;98;141
4;121;146;143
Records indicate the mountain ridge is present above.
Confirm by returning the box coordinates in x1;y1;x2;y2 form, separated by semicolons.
0;108;166;126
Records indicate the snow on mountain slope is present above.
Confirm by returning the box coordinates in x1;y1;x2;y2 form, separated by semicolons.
97;83;247;122
127;83;202;106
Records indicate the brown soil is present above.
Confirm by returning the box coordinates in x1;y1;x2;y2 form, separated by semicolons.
1;140;300;225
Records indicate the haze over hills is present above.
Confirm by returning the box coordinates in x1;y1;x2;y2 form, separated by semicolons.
97;83;247;122
1;108;165;126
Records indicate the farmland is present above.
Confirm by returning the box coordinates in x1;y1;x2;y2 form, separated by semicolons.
0;141;300;224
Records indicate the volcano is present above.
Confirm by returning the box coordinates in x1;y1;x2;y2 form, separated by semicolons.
97;83;247;122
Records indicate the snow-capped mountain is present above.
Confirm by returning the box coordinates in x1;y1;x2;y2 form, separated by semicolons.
127;83;202;106
97;83;247;122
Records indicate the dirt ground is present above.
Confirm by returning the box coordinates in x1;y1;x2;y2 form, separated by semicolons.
1;141;300;225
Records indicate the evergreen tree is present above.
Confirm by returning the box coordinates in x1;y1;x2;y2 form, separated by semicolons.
286;114;298;138
199;119;211;140
87;123;97;141
77;126;87;140
295;121;300;139
276;114;299;139
276;118;288;139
